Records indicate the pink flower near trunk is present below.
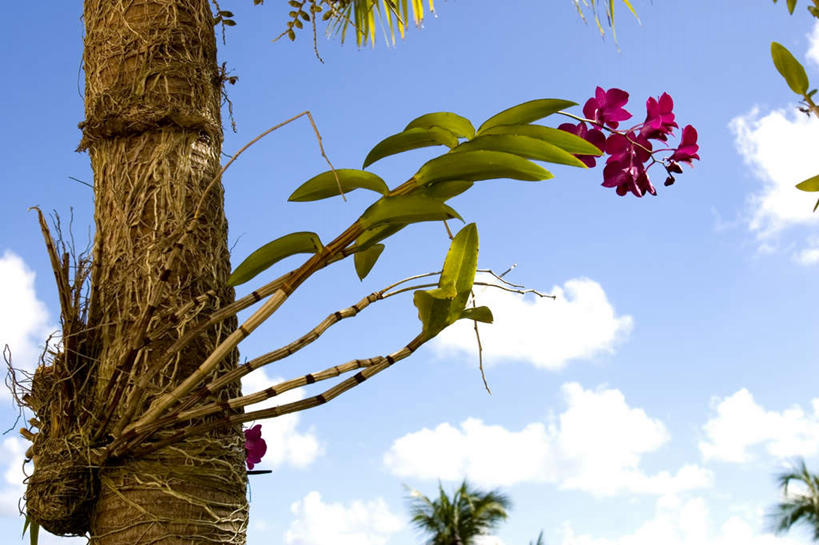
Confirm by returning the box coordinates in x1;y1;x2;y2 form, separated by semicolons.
244;424;267;470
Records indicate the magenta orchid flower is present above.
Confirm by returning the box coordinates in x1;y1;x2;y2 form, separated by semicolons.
560;87;700;198
244;424;267;470
669;125;700;164
603;132;656;197
583;86;632;129
641;93;678;141
557;121;606;167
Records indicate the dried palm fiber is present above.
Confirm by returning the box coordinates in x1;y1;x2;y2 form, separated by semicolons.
23;1;249;542
20;211;102;536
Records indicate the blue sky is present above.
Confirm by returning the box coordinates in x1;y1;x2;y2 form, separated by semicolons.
3;1;819;544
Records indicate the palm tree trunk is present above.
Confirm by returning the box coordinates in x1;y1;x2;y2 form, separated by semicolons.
81;0;247;543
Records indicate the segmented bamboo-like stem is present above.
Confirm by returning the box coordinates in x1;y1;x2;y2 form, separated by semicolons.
108;269;444;458
118;176;422;439
119;222;363;438
118;334;425;459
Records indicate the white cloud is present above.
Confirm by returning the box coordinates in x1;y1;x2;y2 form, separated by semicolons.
0;437;26;518
0;438;85;545
241;369;322;469
0;251;54;380
731;107;819;239
432;277;633;370
807;20;819;66
284;491;403;545
384;383;711;496
560;495;804;545
474;537;508;545
795;248;819;265
699;389;819;463
730;24;819;251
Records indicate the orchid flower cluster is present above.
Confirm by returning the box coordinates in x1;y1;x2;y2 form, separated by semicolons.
244;424;267;470
559;87;700;197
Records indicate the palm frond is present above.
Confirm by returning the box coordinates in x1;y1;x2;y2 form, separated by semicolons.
529;530;546;545
406;480;511;545
326;0;434;46
574;0;640;38
769;458;819;540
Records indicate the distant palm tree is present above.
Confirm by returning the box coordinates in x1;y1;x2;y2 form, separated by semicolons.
406;480;511;545
771;458;819;540
528;530;546;545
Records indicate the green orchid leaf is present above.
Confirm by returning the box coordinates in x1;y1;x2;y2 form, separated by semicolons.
359;195;463;230
288;169;389;202
481;124;603;156
356;224;406;251
405;112;476;139
459;305;494;324
415;150;553;186
413;288;457;339
771;42;810;95
354;243;385;280
439;223;479;296
363;127;459;168
229;231;323;286
477;99;577;134
412;223;480;339
420;180;474;200
23;516;38;545
453;134;587;168
796;173;819;192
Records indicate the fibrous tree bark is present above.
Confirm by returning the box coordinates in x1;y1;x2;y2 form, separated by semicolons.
80;1;247;543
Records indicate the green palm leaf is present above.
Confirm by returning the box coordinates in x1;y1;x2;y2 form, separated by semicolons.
406;480;511;545
770;458;819;540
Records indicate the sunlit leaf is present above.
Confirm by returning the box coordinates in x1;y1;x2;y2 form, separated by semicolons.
420;180;474;200
415;150;553;186
796;173;819;192
356;223;406;250
481;124;603;156
439;223;479;295
354;243;385;280
363;127;459;168
288;169;389;201
405;112;476;139
412;223;479;339
771;42;810;95
413;288;456;339
477;99;577;134
359;195;462;230
453;134;587;168
323;0;434;46
229;232;323;286
459;305;493;323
